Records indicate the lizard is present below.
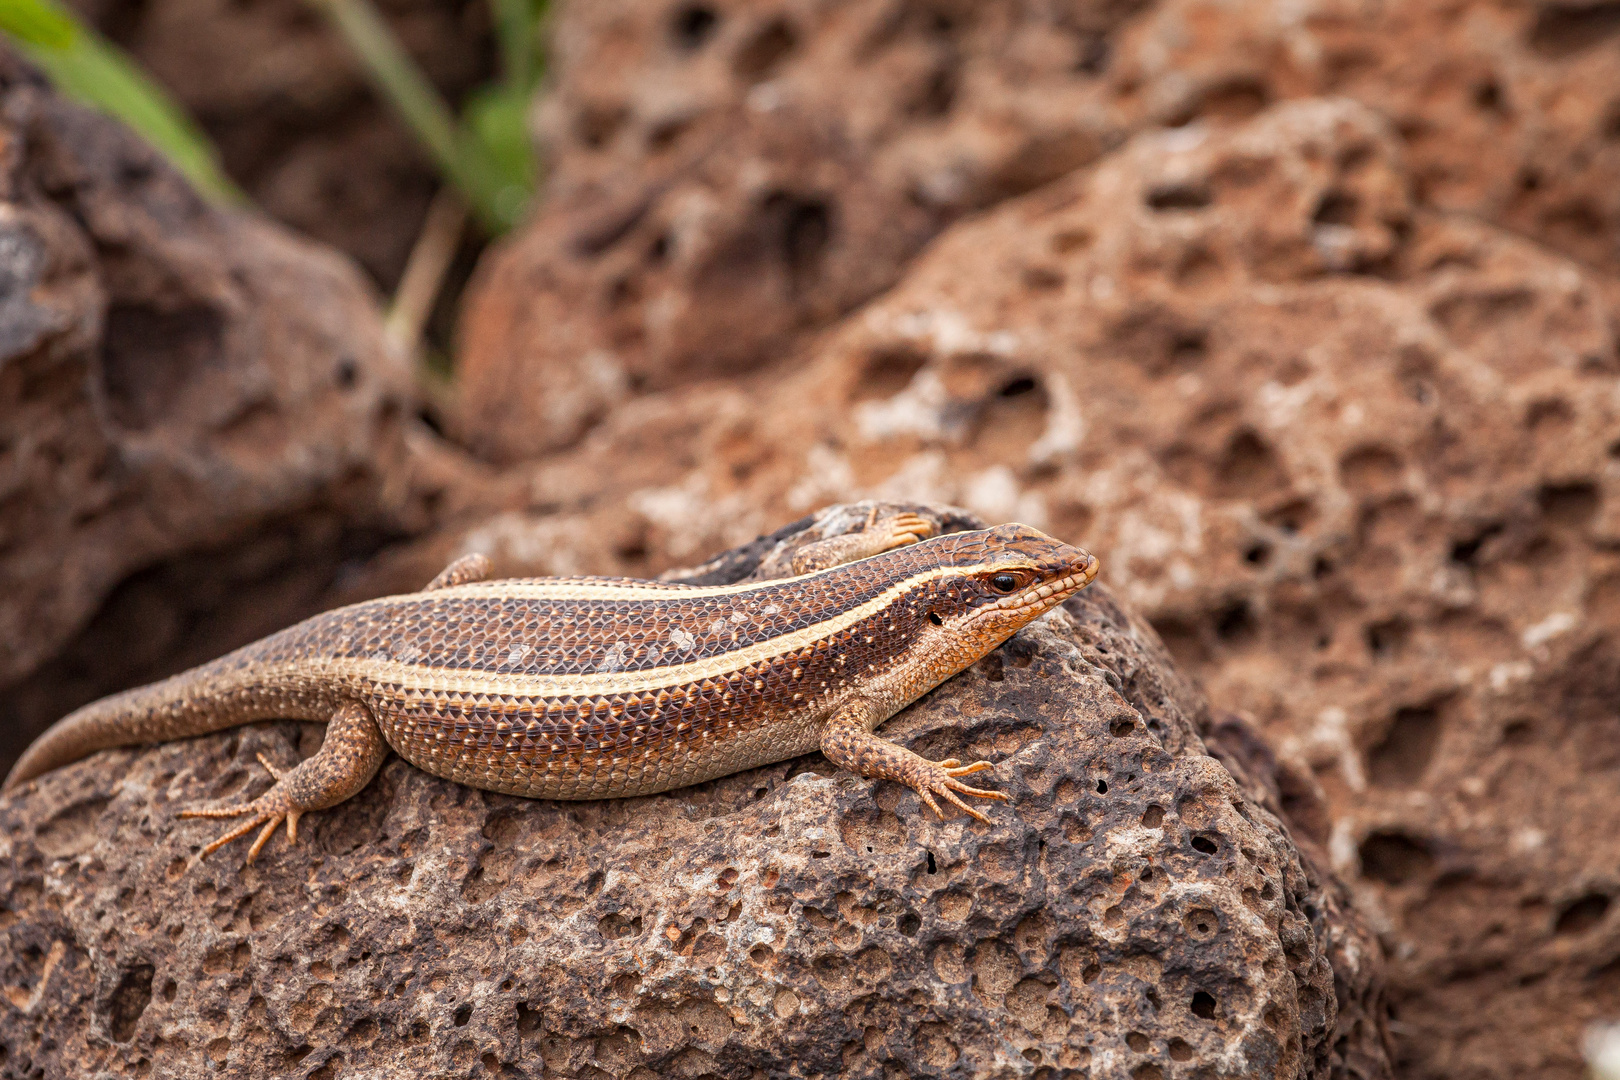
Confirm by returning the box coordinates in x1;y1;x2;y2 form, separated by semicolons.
3;513;1098;865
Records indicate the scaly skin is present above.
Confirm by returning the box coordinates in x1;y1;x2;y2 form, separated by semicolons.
4;515;1098;863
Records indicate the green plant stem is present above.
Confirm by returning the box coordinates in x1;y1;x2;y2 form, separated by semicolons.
308;0;507;232
492;0;532;90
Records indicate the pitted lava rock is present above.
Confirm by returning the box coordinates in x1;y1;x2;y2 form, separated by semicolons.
456;0;1620;462
0;506;1387;1079
0;56;436;778
375;96;1620;1079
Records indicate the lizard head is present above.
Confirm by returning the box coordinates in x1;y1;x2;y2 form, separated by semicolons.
916;522;1099;644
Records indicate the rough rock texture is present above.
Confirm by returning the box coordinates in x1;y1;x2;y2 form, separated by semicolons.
455;0;1141;460
0;505;1388;1079
456;0;1620;462
0;56;444;778
63;0;496;289
397;96;1618;1079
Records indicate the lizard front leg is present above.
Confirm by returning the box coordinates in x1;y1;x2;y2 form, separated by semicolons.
819;699;1007;823
179;699;389;865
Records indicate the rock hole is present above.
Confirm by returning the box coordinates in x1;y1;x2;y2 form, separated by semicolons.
1141;806;1164;828
670;5;719;49
763;192;832;290
1502;719;1535;745
1126;1031;1149;1051
733;17;798;81
1095;779;1109;795
928;612;943;626
453;1003;472;1027
1365;618;1410;659
107;964;155;1042
1473;78;1504;112
1191;834;1219;855
1146;183;1212;211
899;913;921;937
1213;601;1257;643
1528;2;1620;58
854;345;928;401
1183;909;1218;938
1133;1065;1164;1080
1169;1038;1193;1060
1538;481;1599;528
926;851;938;875
1450;522;1504;565
1366;704;1442;787
334;356;358;389
1554;894;1610;935
1190;991;1218;1019
1000;376;1038;397
1243;541;1271;566
1359;831;1434;885
1312;190;1358;226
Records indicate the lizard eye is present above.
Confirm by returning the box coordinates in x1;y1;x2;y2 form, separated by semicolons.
990;572;1021;593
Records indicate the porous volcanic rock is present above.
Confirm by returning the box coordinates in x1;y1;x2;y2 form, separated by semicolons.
0;505;1388;1079
394;97;1620;1078
0;56;440;776
454;0;1140;460
455;0;1620;463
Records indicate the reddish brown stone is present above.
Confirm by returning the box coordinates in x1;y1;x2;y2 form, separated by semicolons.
0;505;1387;1079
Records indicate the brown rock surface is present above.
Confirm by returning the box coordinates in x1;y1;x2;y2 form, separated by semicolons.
456;0;1620;462
0;504;1388;1079
455;0;1138;460
407;97;1619;1078
0;57;441;777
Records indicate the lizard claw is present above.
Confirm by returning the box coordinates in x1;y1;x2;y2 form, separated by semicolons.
179;755;302;866
913;758;1007;824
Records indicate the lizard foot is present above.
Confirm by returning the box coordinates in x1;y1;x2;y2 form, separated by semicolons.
907;757;1008;824
179;754;304;865
790;510;937;574
870;509;934;550
177;700;391;867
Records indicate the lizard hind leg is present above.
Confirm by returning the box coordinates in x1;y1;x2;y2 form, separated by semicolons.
178;700;390;866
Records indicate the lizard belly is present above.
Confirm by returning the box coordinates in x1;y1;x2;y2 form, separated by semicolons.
365;683;832;800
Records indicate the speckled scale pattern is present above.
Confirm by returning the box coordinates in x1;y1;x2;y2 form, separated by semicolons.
238;542;987;679
5;519;1099;847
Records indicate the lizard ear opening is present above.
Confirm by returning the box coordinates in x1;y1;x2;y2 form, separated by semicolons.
927;611;944;626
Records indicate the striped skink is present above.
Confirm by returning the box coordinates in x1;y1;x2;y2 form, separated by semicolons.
4;513;1098;864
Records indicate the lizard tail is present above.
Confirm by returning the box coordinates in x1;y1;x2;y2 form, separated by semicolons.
3;663;328;792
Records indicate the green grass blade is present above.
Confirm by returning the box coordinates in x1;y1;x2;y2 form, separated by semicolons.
3;0;244;205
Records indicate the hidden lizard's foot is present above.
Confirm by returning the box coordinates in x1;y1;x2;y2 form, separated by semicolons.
904;756;1009;824
872;510;933;550
790;510;937;574
179;753;304;865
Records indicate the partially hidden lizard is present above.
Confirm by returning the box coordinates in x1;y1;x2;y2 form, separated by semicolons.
3;514;1098;865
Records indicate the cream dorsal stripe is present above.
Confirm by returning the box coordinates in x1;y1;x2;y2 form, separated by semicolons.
301;561;1049;699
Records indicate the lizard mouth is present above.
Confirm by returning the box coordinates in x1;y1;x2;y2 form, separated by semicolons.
991;551;1100;614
